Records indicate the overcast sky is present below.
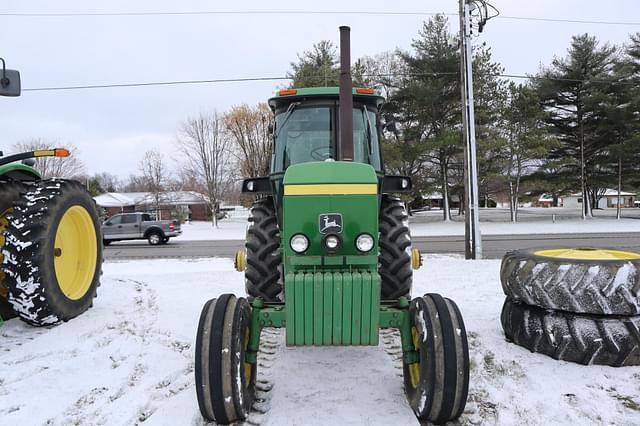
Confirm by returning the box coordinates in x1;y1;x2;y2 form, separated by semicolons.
1;0;638;178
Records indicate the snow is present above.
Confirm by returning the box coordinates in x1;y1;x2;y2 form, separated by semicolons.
177;216;640;242
1;256;639;425
409;218;640;237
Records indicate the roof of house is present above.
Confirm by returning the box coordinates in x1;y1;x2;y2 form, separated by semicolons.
94;191;209;208
567;189;635;197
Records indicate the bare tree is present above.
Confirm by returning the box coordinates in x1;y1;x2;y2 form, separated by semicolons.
178;112;236;227
224;103;272;178
13;138;86;178
139;150;168;219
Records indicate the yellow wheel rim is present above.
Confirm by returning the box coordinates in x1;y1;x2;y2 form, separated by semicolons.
408;326;421;388
54;205;97;300
534;248;640;261
243;328;253;385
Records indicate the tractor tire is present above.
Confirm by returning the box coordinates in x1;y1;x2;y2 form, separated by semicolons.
501;248;640;315
404;293;470;424
379;195;413;299
0;180;30;320
245;197;282;301
195;294;257;424
501;298;640;366
2;179;103;326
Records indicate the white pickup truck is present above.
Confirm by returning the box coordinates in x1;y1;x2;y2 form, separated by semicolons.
101;212;182;245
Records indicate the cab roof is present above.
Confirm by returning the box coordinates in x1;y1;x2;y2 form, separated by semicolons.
268;87;384;111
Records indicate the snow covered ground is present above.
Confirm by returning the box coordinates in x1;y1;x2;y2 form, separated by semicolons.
1;257;639;425
179;216;640;241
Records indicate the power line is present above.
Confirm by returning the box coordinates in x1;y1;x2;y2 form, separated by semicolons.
1;10;639;26
20;72;638;93
22;76;289;92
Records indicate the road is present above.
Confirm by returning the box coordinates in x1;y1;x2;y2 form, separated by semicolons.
103;232;640;260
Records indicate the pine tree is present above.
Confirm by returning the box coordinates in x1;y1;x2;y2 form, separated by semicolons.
536;34;617;218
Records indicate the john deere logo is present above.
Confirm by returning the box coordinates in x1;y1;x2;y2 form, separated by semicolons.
319;213;342;234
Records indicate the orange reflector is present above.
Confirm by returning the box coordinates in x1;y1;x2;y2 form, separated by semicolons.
356;88;375;95
54;148;71;157
278;89;298;96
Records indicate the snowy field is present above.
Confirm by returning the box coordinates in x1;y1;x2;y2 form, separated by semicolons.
1;257;639;425
179;216;640;241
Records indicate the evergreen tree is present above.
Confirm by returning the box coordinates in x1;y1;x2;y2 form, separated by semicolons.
287;40;340;88
536;34;617;218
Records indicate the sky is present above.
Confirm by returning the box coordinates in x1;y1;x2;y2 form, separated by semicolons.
0;0;638;178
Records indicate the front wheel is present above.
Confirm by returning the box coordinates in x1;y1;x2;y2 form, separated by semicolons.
403;293;470;423
195;294;257;423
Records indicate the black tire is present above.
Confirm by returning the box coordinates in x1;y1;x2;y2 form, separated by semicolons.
0;180;30;320
404;293;470;424
147;231;163;245
245;197;282;301
2;179;103;326
501;298;640;367
195;294;257;423
501;248;640;315
379;195;413;299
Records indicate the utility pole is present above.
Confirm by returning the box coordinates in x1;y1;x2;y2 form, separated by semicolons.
459;0;482;259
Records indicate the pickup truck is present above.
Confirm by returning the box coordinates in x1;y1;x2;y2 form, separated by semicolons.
102;212;182;245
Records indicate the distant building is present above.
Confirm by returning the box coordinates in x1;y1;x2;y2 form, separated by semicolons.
94;191;212;221
563;189;635;209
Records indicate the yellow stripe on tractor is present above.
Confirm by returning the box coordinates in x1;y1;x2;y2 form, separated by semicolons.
284;183;377;196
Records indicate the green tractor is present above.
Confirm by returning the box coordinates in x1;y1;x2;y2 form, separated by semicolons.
194;27;469;424
0;60;103;327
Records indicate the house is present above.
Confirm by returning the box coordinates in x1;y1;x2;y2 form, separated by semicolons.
562;189;636;209
94;191;212;221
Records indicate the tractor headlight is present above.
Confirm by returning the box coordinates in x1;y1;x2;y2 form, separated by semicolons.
290;234;309;254
322;234;342;253
355;233;374;253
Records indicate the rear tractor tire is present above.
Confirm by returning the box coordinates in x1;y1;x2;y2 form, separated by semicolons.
245;197;282;302
403;293;470;424
2;179;103;326
195;294;257;424
379;195;413;299
0;180;30;321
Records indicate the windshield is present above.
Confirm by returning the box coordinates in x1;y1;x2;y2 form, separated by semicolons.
272;104;381;172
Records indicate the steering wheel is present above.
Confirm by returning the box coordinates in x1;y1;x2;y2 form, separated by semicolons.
310;146;332;161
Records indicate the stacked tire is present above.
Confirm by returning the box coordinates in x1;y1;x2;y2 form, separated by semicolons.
500;248;640;367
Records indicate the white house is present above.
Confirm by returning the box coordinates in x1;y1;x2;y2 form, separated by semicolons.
563;189;636;209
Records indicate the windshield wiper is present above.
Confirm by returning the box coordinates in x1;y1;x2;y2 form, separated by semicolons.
275;101;300;140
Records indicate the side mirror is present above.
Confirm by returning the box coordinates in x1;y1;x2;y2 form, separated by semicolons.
382;175;412;193
0;59;21;97
241;177;272;194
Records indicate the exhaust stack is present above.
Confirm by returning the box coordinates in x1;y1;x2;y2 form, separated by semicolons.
338;26;353;161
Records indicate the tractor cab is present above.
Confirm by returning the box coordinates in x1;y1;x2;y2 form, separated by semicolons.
268;87;384;173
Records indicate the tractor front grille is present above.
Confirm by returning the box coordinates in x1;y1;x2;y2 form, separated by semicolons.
284;271;381;346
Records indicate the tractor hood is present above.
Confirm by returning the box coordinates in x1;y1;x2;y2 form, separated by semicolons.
282;161;379;269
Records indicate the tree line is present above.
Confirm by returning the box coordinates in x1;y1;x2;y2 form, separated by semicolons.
14;14;640;223
287;15;640;221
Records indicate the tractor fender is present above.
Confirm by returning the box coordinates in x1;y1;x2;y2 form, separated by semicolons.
0;163;41;181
